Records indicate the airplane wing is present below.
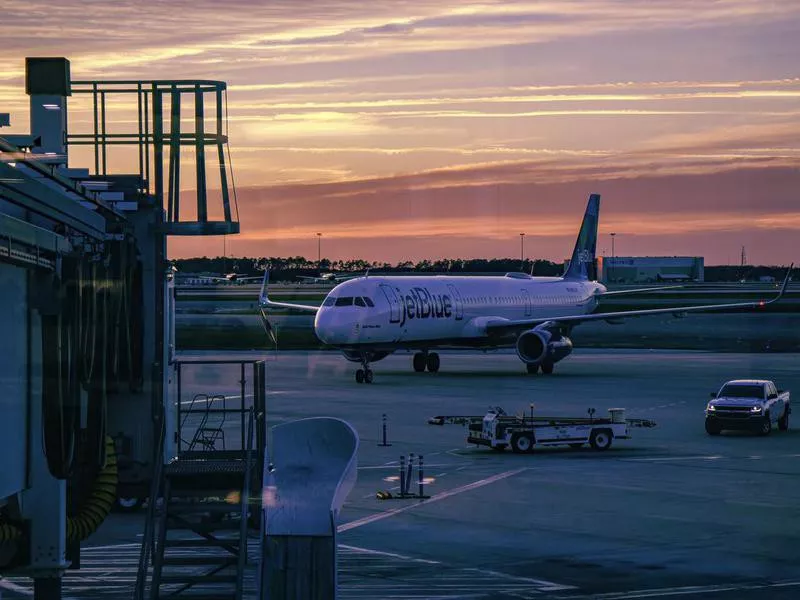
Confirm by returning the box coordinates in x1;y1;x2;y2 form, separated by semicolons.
486;264;792;335
597;284;684;296
258;270;320;313
236;275;265;283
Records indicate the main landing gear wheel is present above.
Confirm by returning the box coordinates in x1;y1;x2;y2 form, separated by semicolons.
413;352;426;372
589;429;613;451
426;352;441;373
541;362;554;375
355;368;374;384
526;364;539;375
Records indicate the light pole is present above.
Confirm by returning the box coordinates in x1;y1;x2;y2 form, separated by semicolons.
316;232;322;272
519;232;525;270
610;232;616;283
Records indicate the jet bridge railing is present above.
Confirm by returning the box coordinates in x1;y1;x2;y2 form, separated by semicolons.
172;358;266;464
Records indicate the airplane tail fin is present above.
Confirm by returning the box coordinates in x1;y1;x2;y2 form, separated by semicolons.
563;193;600;281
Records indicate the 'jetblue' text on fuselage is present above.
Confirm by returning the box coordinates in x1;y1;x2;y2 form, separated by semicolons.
398;287;452;326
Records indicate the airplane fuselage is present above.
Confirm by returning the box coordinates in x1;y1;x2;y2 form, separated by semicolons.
314;274;606;350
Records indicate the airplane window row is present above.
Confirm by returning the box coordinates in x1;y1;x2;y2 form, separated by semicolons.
323;296;375;307
462;295;573;305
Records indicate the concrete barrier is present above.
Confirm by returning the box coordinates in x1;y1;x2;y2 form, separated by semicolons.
258;417;358;599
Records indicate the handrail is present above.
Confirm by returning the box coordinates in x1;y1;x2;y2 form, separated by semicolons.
133;405;166;600
235;407;256;600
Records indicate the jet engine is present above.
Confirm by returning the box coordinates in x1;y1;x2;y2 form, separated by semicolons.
515;329;573;365
341;350;391;363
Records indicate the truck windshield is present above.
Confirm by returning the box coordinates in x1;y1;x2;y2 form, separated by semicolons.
718;384;764;398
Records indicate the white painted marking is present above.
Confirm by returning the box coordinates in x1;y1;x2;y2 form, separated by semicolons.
462;567;577;591
84;542;142;550
578;580;800;599
358;463;450;470
622;455;723;462
339;544;441;564
338;468;527;533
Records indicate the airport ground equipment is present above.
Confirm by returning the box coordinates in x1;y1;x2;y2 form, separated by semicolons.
429;406;656;453
0;56;241;598
705;379;790;436
258;417;358;600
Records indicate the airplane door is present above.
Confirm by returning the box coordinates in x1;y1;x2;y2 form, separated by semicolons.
521;289;532;316
379;284;402;323
446;284;464;320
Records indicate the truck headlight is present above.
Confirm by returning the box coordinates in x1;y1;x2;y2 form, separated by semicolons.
707;404;716;411
750;405;763;413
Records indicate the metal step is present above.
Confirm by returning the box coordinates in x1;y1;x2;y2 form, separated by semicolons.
161;555;237;566
165;518;242;532
162;538;241;548
158;573;238;584
157;594;235;600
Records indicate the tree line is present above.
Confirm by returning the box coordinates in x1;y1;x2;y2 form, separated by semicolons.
171;256;790;282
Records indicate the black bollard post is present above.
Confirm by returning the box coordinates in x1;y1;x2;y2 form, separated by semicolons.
399;455;406;496
378;413;391;446
418;455;424;498
405;453;414;496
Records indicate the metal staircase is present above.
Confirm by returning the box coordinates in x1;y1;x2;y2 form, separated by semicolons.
135;359;266;600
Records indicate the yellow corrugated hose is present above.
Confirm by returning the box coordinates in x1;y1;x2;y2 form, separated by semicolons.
66;436;118;542
0;436;118;545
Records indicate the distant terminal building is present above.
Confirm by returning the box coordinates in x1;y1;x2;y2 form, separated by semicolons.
595;256;704;283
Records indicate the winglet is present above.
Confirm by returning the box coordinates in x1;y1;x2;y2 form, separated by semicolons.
765;263;793;305
258;268;270;306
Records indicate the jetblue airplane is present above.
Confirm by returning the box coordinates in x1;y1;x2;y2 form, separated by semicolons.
259;194;791;383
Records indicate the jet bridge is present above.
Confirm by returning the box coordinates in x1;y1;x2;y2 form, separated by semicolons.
0;56;243;599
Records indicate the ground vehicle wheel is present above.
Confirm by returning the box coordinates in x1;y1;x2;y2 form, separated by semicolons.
364;369;374;384
541;362;554;375
355;369;365;383
413;353;426;372
705;418;722;436
758;413;772;436
526;364;538;375
778;410;790;431
589;429;613;451
510;432;534;453
114;496;143;513
426;352;440;372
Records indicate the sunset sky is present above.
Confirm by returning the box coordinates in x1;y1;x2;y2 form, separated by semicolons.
2;0;800;264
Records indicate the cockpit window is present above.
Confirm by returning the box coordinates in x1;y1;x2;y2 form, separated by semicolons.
354;297;366;307
323;296;335;307
335;296;354;306
363;297;375;307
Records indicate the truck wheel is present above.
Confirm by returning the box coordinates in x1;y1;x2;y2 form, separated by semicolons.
758;414;772;436
114;496;144;513
511;432;534;454
778;411;790;431
589;429;613;451
705;418;722;436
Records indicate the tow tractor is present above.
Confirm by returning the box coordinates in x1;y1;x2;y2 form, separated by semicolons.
428;406;656;453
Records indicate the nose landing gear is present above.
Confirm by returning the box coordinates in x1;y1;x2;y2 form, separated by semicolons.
355;354;374;383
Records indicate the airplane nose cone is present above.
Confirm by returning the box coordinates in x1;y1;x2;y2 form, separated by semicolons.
315;308;360;345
